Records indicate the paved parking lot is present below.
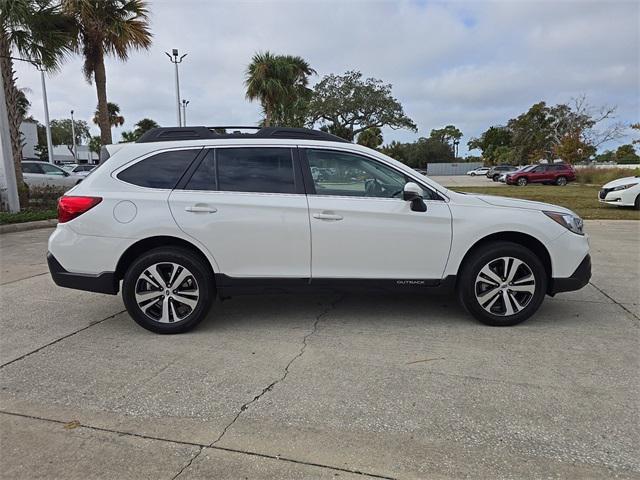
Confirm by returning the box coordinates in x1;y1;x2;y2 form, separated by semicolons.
0;222;639;479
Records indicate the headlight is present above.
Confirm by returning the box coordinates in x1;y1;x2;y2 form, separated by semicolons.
610;183;636;191
543;211;584;235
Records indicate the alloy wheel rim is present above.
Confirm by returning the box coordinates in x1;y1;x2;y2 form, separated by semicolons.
474;257;536;316
135;262;199;323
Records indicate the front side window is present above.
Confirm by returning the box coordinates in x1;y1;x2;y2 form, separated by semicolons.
306;149;407;198
118;149;199;189
216;148;295;194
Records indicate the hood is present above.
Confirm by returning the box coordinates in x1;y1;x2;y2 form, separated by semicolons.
603;176;640;189
473;193;574;215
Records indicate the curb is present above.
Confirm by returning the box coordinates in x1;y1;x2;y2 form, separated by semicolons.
0;219;58;235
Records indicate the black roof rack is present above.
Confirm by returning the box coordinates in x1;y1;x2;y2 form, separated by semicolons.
136;126;349;143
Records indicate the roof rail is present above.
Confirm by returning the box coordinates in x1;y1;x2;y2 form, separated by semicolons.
136;126;349;143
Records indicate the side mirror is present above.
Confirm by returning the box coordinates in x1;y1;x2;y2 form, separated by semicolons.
403;182;427;212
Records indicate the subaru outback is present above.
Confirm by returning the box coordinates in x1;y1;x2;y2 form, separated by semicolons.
47;126;591;333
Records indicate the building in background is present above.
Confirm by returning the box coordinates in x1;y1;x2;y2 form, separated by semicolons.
19;120;98;164
19;120;38;159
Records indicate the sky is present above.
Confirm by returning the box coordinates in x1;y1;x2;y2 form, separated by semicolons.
14;0;640;155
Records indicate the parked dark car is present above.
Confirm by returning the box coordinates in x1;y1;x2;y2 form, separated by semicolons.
506;163;576;186
486;165;516;181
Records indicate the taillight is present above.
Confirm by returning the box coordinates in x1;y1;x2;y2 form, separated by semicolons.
58;196;102;223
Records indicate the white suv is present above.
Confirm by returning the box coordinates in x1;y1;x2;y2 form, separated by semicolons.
47;127;591;333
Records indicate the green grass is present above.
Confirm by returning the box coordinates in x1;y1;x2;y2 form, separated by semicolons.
452;184;640;220
0;209;57;225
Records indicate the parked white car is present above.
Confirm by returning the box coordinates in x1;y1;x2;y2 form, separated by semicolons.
62;163;96;177
47;126;591;334
466;167;490;176
599;176;640;209
22;161;83;189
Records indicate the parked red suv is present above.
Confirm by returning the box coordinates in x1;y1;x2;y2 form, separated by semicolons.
506;163;576;186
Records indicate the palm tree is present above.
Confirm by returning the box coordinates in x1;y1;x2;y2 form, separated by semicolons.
133;117;158;135
63;0;152;145
93;102;124;128
0;0;76;203
245;52;315;127
119;130;137;143
357;127;383;149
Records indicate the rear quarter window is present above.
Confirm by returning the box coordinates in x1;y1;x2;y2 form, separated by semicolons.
117;149;200;189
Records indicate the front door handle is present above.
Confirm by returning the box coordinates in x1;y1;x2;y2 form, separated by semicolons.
185;205;217;213
313;212;343;221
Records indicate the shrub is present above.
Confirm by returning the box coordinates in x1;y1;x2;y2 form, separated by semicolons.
28;185;67;210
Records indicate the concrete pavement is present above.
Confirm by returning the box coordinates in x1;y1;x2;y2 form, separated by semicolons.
0;222;638;479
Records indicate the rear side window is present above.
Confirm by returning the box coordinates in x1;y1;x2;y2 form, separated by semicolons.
118;149;199;189
185;148;295;194
185;150;216;190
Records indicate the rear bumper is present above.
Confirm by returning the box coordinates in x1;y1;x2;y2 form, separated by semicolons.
548;254;591;295
47;252;119;295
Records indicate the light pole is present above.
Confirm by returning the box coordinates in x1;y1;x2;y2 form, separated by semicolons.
0;70;20;212
70;110;77;161
181;99;190;126
165;49;187;126
37;65;55;164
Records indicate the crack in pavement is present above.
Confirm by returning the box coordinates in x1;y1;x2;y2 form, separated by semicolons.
0;271;49;286
170;446;204;480
589;281;639;324
209;295;345;450
0;410;394;479
0;309;126;369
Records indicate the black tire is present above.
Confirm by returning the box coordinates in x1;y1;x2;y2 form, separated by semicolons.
517;177;528;186
555;176;567;186
493;174;500;181
122;247;214;334
635;195;640;210
457;241;548;326
470;172;476;176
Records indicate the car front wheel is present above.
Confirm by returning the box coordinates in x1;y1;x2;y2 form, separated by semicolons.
458;242;547;326
517;177;528;186
122;247;214;334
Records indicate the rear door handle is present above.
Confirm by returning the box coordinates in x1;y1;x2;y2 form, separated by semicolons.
312;213;343;221
185;205;217;213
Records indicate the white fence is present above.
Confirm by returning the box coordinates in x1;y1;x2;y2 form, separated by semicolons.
426;162;483;176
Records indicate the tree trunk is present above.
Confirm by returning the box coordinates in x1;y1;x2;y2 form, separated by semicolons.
93;53;112;145
264;104;272;127
0;30;26;206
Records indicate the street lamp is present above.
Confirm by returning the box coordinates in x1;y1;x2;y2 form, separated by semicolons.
70;110;77;161
36;64;55;164
181;99;190;126
165;49;187;126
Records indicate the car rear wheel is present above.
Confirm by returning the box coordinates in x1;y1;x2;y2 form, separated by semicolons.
556;176;567;186
635;194;640;210
517;177;528;186
122;247;214;334
458;242;547;326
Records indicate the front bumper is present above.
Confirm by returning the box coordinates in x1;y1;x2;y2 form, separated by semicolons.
548;254;591;295
47;252;119;295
